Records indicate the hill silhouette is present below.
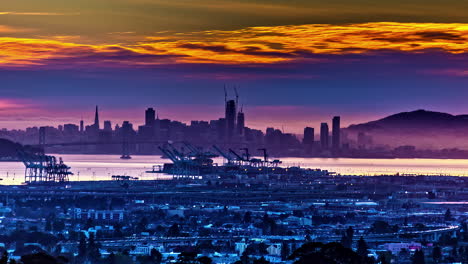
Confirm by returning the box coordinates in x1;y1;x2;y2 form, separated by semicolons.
348;109;468;131
0;138;29;159
346;110;468;149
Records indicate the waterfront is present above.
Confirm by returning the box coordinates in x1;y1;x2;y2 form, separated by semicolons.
2;154;468;185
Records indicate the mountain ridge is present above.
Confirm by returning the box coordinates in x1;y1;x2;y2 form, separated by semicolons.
345;109;468;149
347;109;468;131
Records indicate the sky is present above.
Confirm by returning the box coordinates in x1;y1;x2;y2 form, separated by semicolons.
1;0;468;133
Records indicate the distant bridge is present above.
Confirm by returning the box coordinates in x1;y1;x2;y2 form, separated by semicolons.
30;139;251;160
30;140;173;159
30;127;258;160
32;140;171;147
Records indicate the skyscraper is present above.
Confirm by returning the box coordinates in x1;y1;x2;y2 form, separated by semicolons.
320;123;329;149
332;116;340;151
225;99;236;140
94;105;100;130
145;108;156;127
104;120;112;131
237;111;245;135
217;118;227;140
80;119;84;133
303;127;314;145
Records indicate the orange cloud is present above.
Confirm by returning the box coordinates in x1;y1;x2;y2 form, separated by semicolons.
1;22;468;68
0;25;34;33
0;11;79;16
143;22;468;64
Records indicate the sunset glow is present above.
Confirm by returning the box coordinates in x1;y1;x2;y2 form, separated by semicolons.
1;23;468;68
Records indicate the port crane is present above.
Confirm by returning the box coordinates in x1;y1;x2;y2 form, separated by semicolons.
18;150;73;184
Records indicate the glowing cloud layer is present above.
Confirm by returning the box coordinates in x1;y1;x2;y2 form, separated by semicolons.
1;22;468;68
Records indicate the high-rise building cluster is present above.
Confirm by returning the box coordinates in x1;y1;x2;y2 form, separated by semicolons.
0;94;344;156
303;116;341;154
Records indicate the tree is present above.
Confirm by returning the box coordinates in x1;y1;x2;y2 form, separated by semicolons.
196;256;212;264
293;210;304;217
88;232;101;261
136;217;149;233
55;256;68;264
281;241;290;261
53;244;62;256
107;252;133;264
341;227;354;248
151;248;163;264
413;249;425;264
451;246;458;258
432;246;442;263
84;218;94;229
20;252;59;264
78;233;87;257
346;227;355;241
114;223;123;238
461;246;468;263
370;221;397;234
357;237;369;258
288;242;368;264
175;252;198;264
261;215;278;235
53;221;65;232
45;219;52;232
461;222;468;241
377;251;392;264
167;224;181;237
253;256;270;264
243;211;252;224
137;249;164;264
240;251;250;264
107;252;116;264
340;234;348;248
414;223;426;231
0;251;8;264
445;209;452;221
245;243;269;256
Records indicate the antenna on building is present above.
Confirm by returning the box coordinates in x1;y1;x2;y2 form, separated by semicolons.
224;85;227;103
234;86;239;107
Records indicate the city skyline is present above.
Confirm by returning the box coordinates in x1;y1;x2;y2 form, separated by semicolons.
3;100;468;136
12;100;342;139
0;93;350;134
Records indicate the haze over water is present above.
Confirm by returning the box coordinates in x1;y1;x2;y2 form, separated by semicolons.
1;155;468;185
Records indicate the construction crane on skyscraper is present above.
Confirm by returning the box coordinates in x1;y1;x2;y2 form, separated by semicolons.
235;86;239;106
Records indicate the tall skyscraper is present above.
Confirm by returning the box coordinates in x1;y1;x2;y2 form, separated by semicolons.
122;121;133;133
332;116;341;151
320;123;329;149
237;111;245;135
303;127;314;145
145;108;156;127
217;118;226;140
80;120;84;133
104;120;112;131
225;99;236;140
94;105;100;130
